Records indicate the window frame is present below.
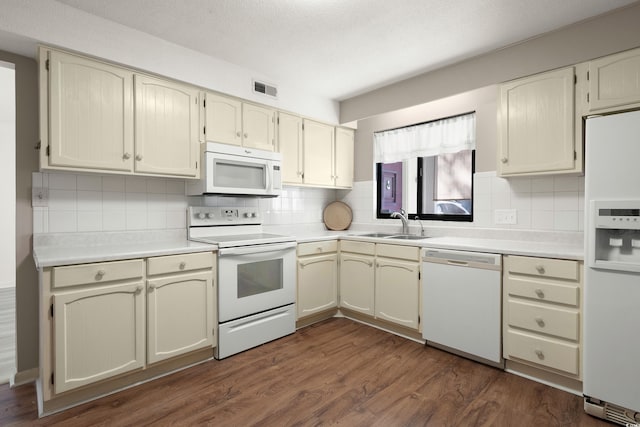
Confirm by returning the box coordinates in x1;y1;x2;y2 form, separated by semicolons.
376;150;475;222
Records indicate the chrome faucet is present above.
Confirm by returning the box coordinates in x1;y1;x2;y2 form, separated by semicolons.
414;215;425;236
390;209;409;234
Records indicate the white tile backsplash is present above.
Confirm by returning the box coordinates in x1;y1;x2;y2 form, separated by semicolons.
341;172;584;232
35;169;584;235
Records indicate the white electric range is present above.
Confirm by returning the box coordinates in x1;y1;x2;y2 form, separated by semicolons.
188;206;297;359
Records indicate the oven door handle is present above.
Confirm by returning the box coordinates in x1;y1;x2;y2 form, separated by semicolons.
218;241;297;256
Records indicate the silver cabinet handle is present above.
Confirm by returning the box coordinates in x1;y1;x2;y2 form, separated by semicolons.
123;152;131;160
500;157;508;163
135;285;144;294
96;269;106;279
534;349;544;359
179;261;186;270
236;131;241;137
534;317;545;327
534;289;545;298
148;283;156;290
135;154;143;161
244;132;248;138
535;265;545;274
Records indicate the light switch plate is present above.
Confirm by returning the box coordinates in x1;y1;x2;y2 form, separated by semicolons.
494;209;517;225
32;187;49;207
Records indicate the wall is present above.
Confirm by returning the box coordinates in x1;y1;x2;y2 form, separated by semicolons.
0;50;39;375
0;62;15;288
0;0;339;124
354;86;497;182
34;171;337;233
340;2;640;123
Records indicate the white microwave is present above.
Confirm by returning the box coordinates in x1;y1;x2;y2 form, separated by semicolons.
187;142;282;197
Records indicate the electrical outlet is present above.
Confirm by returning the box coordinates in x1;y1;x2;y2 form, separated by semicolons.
32;187;49;207
494;209;517;225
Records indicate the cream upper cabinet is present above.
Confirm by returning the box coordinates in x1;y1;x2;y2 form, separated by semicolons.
302;119;335;186
334;127;354;188
134;75;200;178
45;49;134;172
242;103;275;151
278;112;304;184
53;281;145;394
498;67;579;176
375;255;420;330
588;47;640;113
204;92;242;146
297;241;338;319
339;252;375;316
204;93;275;151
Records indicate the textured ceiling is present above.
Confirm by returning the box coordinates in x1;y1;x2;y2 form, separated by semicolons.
55;0;637;100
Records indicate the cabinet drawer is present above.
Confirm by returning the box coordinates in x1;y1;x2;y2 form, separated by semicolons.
506;256;579;281
506;330;579;376
147;252;214;276
506;277;579;306
340;240;375;256
53;259;144;289
297;240;338;256
376;244;420;261
507;300;579;340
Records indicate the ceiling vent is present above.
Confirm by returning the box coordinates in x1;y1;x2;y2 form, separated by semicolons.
253;79;278;99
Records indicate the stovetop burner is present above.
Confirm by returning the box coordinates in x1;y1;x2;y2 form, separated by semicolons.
187;206;295;248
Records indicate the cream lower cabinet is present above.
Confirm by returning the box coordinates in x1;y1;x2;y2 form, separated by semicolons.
339;241;375;316
50;259;146;394
41;252;215;405
588;46;640;113
503;255;583;379
297;241;338;319
146;252;216;364
374;244;420;329
498;66;581;176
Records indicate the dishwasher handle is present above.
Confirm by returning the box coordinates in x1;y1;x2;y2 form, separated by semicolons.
422;249;501;271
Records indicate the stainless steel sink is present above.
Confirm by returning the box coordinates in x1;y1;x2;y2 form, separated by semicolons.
357;232;397;238
386;234;429;240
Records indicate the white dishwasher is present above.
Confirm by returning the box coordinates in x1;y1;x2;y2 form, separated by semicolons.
422;248;503;367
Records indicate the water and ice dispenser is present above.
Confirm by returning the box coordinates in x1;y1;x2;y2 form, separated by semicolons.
590;200;640;272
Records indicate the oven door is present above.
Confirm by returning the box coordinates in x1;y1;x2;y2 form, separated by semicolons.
218;242;296;322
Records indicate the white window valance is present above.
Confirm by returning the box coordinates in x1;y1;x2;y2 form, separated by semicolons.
374;112;476;163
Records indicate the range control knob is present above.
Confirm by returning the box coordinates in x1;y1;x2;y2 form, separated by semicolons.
251;212;258;218
243;212;251;218
197;213;206;220
206;212;214;219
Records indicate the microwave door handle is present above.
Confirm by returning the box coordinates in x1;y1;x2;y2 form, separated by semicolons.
219;242;296;256
266;163;271;192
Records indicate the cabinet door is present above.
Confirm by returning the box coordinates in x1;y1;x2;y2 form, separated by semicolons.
588;48;640;112
498;67;576;176
134;75;200;177
147;271;214;364
204;92;242;146
53;282;145;394
243;103;275;151
339;253;375;316
334;127;354;188
278;112;303;184
303;119;334;186
297;254;338;318
375;258;420;329
48;50;134;172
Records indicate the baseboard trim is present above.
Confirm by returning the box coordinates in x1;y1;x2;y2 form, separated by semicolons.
11;367;38;387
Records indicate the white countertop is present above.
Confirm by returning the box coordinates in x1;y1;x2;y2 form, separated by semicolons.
33;224;584;269
33;230;217;269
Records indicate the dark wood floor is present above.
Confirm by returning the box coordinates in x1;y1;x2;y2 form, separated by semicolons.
1;318;610;426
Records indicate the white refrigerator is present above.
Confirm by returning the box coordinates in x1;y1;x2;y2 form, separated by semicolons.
584;109;640;424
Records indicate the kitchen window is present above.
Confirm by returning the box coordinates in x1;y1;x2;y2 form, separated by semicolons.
375;112;475;222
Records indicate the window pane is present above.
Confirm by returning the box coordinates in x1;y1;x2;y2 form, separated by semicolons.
378;162;403;214
420;149;473;217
